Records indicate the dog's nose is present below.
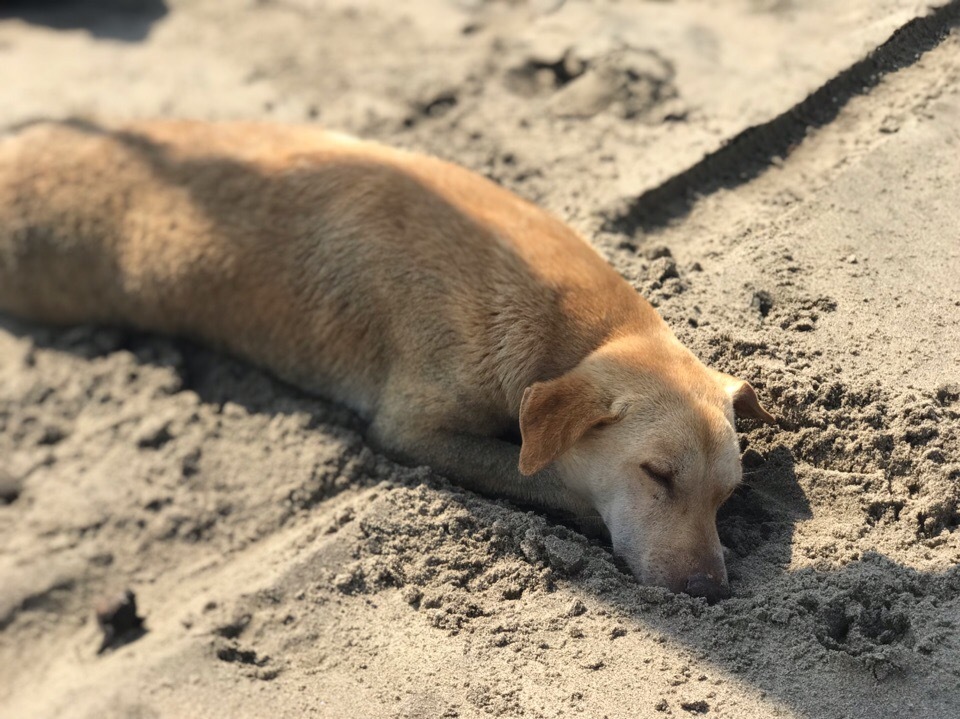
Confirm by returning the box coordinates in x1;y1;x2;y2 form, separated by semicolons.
684;573;731;604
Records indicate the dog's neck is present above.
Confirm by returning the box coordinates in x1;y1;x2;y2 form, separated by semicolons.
497;292;673;418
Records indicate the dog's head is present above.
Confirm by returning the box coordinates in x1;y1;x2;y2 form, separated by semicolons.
518;334;774;603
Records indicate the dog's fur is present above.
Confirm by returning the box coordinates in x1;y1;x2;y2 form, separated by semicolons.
0;120;774;601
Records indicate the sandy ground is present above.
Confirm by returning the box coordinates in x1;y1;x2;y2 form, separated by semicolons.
1;1;959;717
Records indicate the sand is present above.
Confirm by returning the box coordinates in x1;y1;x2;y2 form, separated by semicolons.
1;1;959;717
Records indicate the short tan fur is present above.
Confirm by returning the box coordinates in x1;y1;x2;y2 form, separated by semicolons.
0;120;774;601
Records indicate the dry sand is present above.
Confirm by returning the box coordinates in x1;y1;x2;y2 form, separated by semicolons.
1;1;959;717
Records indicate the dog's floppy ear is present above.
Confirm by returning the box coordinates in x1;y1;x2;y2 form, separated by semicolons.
724;377;776;425
519;373;618;475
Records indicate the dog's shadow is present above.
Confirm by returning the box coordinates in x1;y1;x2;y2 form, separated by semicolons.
0;314;365;431
718;441;810;586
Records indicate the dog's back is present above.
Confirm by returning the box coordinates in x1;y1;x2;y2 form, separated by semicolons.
0;120;648;421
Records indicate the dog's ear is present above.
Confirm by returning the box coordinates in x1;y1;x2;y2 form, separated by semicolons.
724;377;776;425
518;373;618;475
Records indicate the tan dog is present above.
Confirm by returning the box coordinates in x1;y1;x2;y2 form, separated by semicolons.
0;120;774;602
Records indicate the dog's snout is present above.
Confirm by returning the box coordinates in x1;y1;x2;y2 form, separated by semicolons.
684;573;731;604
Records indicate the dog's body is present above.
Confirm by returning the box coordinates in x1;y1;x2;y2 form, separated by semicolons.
0;120;773;601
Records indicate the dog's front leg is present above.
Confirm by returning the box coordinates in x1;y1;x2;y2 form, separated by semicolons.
368;423;595;520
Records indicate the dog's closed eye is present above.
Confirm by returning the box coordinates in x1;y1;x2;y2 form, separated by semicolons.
641;463;674;489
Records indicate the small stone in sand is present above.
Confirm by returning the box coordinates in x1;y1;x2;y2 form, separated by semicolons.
95;589;145;653
0;469;22;505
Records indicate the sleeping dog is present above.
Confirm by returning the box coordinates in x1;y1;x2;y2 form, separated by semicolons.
0;120;775;602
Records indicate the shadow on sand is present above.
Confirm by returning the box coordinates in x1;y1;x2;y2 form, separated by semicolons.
0;0;168;42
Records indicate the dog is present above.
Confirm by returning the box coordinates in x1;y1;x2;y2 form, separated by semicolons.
0;119;775;602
